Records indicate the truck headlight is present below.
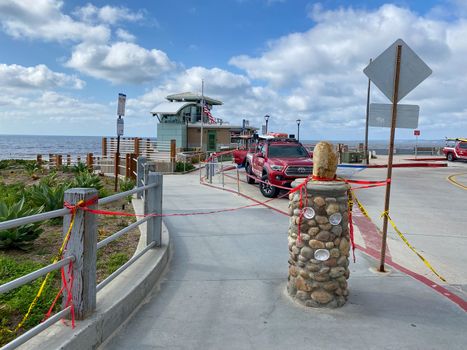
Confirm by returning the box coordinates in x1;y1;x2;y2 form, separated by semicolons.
270;165;284;171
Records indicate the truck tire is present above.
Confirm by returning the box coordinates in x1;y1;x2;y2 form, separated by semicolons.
245;163;255;184
447;153;455;161
260;174;279;198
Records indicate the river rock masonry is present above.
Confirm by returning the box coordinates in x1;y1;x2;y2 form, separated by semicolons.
287;180;351;308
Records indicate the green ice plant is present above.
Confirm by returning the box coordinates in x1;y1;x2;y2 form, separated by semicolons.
72;172;103;190
119;178;136;204
0;198;44;250
71;162;90;174
26;182;70;213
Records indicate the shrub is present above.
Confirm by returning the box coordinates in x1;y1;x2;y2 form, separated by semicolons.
71;162;90;174
0;183;25;206
119;178;136;203
174;161;195;173
25;182;69;213
0;199;44;250
72;172;103;190
24;161;41;177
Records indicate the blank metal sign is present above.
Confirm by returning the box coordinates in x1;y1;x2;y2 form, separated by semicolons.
363;39;432;103
369;103;419;129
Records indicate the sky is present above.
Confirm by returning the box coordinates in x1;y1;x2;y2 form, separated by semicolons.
0;0;466;141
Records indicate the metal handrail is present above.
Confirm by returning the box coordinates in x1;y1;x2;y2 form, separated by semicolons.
97;216;151;249
96;241;155;292
1;307;71;350
99;182;156;205
0;208;69;231
0;256;75;294
0;160;162;350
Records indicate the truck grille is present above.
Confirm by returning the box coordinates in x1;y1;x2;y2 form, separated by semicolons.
285;166;313;176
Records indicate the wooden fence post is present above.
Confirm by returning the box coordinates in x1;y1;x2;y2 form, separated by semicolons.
62;188;98;320
129;153;136;180
56;155;62;168
146;139;151;157
67;154;71;166
170;139;176;172
125;153;130;179
87;153;93;171
102;137;107;158
77;156;81;164
144;172;163;247
134;138;140;157
36;155;42;166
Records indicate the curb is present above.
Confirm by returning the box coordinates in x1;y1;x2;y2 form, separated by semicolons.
17;224;170;350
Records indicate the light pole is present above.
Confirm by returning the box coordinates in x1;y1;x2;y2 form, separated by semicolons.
296;119;301;141
264;115;270;134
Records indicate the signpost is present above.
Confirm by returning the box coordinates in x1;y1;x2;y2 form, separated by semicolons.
115;93;126;191
414;129;420;157
363;39;431;272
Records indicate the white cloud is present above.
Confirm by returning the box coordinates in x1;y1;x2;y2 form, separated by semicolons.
0;0;109;42
227;4;467;138
65;41;175;84
0;63;84;90
73;4;144;25
116;28;136;42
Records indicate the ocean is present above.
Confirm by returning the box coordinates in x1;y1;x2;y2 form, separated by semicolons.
0;135;103;160
0;135;446;160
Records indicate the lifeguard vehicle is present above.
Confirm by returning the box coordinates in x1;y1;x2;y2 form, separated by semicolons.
442;138;467;161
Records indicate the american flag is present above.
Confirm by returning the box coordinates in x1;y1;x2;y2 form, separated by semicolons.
203;105;217;124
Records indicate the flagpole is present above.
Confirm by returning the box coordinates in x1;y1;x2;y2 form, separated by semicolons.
200;80;204;152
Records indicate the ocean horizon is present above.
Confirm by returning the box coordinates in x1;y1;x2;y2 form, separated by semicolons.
0;134;446;160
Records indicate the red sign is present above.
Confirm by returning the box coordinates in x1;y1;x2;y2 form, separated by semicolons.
414;130;420;136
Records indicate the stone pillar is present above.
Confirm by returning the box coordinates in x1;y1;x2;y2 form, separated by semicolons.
287;141;351;308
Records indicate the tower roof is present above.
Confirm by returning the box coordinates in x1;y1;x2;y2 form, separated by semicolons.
166;92;223;105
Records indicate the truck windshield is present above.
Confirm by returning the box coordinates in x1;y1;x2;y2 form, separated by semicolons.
268;145;309;158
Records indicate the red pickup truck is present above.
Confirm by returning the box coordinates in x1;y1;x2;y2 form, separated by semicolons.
442;138;467;161
245;138;313;197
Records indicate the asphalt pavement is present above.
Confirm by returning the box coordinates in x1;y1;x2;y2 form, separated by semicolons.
100;170;467;350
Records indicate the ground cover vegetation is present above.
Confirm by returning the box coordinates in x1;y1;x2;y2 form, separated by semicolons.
0;160;139;346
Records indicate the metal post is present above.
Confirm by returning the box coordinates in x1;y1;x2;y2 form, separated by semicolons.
114;132;121;191
144;172;163;247
415;135;418;158
236;167;240;194
200;80;204;152
221;156;224;188
364;58;372;165
62;188;98;320
379;45;402;272
136;156;147;199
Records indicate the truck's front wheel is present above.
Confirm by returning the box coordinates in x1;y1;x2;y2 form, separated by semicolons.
260;174;279;198
447;153;455;161
245;163;255;184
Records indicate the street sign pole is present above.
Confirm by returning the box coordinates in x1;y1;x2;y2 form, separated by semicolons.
364;58;372;165
114;93;126;192
379;44;402;273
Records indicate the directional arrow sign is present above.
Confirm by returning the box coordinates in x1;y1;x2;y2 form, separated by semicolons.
363;39;432;102
369;103;419;129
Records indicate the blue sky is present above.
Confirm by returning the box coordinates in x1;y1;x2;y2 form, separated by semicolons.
0;0;466;140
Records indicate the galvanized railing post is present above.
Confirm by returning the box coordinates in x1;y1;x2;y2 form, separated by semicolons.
62;188;98;320
136;156;147;199
144;172;163;247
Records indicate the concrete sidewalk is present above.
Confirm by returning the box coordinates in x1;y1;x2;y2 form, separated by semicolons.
101;172;466;350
